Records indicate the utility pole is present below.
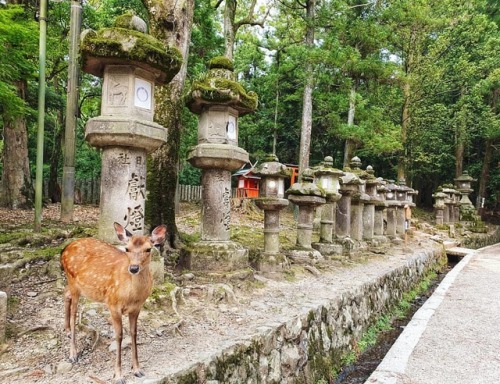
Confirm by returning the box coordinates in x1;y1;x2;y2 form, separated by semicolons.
34;0;47;232
61;0;83;222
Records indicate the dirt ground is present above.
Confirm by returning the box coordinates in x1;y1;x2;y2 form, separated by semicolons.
0;202;457;383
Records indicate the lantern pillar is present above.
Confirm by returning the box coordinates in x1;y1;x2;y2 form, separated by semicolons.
184;56;258;272
312;156;344;256
253;155;290;271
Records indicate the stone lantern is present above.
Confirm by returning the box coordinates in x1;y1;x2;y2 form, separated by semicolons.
80;14;182;241
384;180;400;241
441;185;457;223
432;190;447;225
374;179;388;241
347;157;370;242
396;179;414;235
336;172;361;240
253;154;290;271
286;168;326;262
455;171;477;220
312;156;344;256
184;56;258;272
361;165;381;242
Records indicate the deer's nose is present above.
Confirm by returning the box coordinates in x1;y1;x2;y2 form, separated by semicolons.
129;265;140;274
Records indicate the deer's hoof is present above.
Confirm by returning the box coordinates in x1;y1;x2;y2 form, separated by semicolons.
68;356;78;364
134;369;145;378
115;378;126;384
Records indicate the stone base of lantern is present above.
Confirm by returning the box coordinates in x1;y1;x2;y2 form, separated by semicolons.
255;252;289;272
311;242;343;257
371;235;389;245
286;248;324;265
181;241;248;272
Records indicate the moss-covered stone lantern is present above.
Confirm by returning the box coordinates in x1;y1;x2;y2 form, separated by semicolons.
455;171;477;217
184;56;258;272
312;156;344;256
253;154;290;271
285;168;326;263
80;14;182;242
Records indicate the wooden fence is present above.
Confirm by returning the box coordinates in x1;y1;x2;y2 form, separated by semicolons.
43;179;205;204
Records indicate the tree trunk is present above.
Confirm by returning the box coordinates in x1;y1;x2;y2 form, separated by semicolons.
455;134;464;178
144;0;194;248
224;0;237;60
298;0;315;179
1;80;32;209
398;79;411;182
49;77;64;203
477;138;493;215
343;84;357;168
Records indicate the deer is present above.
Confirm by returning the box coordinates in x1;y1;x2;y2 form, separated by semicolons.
61;222;167;384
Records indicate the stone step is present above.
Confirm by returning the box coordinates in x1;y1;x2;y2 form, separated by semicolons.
446;247;476;257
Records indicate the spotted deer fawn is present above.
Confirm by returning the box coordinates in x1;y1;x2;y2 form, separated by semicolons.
61;222;167;384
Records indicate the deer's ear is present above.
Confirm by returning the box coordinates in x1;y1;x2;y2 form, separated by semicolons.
150;225;167;245
114;222;132;243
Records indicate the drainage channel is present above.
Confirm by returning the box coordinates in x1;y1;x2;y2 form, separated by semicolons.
335;257;459;384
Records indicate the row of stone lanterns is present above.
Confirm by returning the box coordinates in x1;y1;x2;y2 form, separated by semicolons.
250;156;418;269
80;14;419;275
433;171;479;226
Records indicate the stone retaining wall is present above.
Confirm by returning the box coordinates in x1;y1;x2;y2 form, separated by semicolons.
162;248;446;384
461;226;500;250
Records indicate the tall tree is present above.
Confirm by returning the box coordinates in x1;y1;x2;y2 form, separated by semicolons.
218;0;269;60
144;0;195;247
0;4;37;208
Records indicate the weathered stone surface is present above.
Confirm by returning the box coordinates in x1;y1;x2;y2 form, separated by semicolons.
85;117;167;153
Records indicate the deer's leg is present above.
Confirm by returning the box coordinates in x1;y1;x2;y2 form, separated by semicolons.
110;309;125;384
129;310;144;377
68;290;80;363
64;288;72;337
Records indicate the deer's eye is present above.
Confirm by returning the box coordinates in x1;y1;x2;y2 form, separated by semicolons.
124;247;129;252
145;248;152;253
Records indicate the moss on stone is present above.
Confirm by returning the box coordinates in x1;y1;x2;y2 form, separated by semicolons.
80;26;182;83
187;76;258;114
186;56;258;115
208;56;234;71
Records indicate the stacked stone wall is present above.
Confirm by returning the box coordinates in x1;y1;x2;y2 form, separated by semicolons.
163;247;446;384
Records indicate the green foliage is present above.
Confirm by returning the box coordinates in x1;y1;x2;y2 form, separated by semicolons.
2;0;499;213
0;5;38;120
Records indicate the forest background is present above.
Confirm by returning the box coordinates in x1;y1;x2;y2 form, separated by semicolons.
0;0;499;238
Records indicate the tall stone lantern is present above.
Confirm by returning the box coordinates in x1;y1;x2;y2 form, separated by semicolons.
348;157;370;242
385;180;400;241
286;168;326;262
185;56;258;271
362;166;381;242
455;171;477;220
253;154;290;271
81;14;182;241
312;156;344;255
374;179;388;241
433;190;447;225
396;179;412;236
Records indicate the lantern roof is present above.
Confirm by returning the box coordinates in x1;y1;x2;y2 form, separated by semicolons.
80;14;182;84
